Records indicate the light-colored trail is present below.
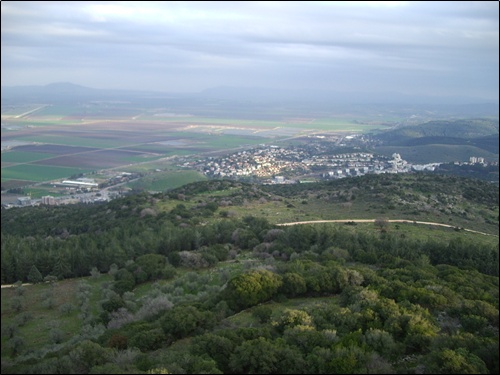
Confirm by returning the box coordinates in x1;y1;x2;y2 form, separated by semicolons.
276;219;497;237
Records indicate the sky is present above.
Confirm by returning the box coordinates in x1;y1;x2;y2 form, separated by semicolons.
1;1;499;101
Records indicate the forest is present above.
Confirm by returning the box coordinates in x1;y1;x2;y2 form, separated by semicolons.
1;173;498;374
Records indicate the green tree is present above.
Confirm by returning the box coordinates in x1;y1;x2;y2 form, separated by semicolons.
280;272;307;297
27;265;43;284
160;305;206;339
191;333;235;373
425;348;489;374
10;297;24;313
135;254;167;281
113;268;136;295
252;305;273;323
68;340;112;373
374;217;389;232
229;337;280;374
283;325;331;352
7;336;25;357
223;269;283;310
364;328;401;360
272;309;313;332
129;328;165;352
52;255;72;280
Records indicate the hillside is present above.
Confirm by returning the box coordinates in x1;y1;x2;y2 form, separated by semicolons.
374;119;499;145
371;118;499;164
1;174;499;374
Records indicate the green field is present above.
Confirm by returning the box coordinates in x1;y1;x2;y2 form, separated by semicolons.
33;105;82;117
137;116;286;127
2;102;395;191
307;118;392;131
22;187;68;198
14;135;126;148
1;151;55;163
203;134;268;148
2;164;93;182
7;103;489;192
122;155;166;163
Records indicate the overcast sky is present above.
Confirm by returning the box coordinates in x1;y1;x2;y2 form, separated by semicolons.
1;1;498;101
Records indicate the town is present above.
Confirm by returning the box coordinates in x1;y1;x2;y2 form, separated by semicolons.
3;135;496;209
187;140;439;184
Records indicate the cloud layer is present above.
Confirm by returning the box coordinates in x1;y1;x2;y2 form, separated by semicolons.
2;1;498;101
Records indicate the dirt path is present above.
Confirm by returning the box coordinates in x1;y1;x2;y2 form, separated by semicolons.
1;283;32;288
276;219;497;237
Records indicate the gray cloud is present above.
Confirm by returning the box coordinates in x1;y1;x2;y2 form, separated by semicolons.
1;1;498;101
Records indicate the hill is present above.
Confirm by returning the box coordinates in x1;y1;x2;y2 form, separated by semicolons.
371;118;499;164
1;174;499;374
374;119;499;145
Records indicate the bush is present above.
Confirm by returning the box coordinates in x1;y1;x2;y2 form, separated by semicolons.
222;269;283;310
129;328;165;352
252;305;273;323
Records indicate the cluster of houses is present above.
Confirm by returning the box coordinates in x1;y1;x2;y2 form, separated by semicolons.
193;146;307;178
193;144;430;182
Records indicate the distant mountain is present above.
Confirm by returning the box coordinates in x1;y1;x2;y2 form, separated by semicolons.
2;83;498;117
1;82;104;103
2;82;96;94
0;83;176;104
40;82;96;93
198;86;498;106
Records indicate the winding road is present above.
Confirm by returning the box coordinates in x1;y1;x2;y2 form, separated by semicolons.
276;219;497;237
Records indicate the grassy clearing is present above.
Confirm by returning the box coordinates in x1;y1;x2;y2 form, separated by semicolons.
202;192;498;243
226;296;339;328
127;170;207;192
1;164;94;182
118;153;194;172
311;221;499;246
268;189;499;236
1;274;114;357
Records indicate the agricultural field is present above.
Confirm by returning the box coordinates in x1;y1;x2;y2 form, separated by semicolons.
2;102;391;189
2;164;94;183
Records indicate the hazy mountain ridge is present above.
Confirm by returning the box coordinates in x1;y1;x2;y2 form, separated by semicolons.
2;83;499;116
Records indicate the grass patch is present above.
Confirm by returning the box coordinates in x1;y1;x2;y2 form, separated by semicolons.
0;151;56;163
1;164;94;182
22;187;67;198
127;170;207;192
1;274;114;357
14;135;126;148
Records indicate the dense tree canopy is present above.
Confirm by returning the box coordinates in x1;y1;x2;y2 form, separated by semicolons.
1;176;498;374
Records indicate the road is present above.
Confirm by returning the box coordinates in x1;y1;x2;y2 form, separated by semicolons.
276;219;497;237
